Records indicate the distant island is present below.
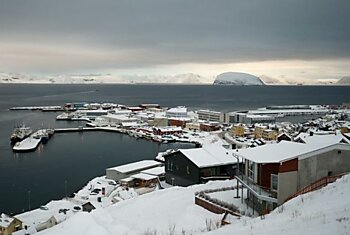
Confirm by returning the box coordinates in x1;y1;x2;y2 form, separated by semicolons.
213;72;265;85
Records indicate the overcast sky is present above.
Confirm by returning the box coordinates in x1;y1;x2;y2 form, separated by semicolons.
0;0;349;80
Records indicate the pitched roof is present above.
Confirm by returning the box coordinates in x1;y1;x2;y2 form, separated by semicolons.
178;144;239;168
236;141;350;164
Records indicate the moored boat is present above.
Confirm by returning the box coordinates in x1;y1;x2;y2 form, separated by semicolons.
10;125;33;145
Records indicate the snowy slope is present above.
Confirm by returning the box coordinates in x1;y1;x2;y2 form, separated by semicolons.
213;72;264;85
37;174;350;235
38;181;234;235
207;174;350;235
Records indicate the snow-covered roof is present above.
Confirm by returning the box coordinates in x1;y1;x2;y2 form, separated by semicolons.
107;160;162;174
178;144;239;168
167;106;187;113
154;126;182;132
0;213;16;228
236;141;350;164
130;173;158;181
294;132;350;145
141;166;165;176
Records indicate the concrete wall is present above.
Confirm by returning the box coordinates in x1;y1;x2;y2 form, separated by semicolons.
298;149;350;189
278;171;298;204
106;170;127;181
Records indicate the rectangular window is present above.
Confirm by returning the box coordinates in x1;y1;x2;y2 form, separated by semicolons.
271;174;278;191
248;161;255;180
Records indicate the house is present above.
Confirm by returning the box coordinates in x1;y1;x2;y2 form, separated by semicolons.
106;160;163;181
165;144;241;186
234;141;350;214
0;214;22;235
199;123;220;132
153;126;182;136
294;131;350;145
277;132;292;142
35;216;57;232
262;129;277;141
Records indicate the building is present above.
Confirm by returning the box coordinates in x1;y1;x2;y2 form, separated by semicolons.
106;160;163;181
234;141;350;214
277;132;293;142
197;110;224;123
199;123;220;132
262;129;277;141
0;214;22;235
231;124;246;137
166;106;188;118
153;126;182;136
165;144;240;186
227;112;276;124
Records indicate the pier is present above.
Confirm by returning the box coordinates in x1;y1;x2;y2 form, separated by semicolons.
54;127;97;133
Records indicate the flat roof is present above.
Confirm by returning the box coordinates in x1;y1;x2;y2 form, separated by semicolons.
141;166;165;176
107;160;162;174
131;173;158;181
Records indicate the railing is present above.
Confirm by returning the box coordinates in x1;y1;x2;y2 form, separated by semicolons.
284;173;346;203
235;173;278;203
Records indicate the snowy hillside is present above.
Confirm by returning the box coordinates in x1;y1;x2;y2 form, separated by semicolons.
38;181;233;235
207;174;350;235
36;174;350;235
0;72;211;84
213;72;264;85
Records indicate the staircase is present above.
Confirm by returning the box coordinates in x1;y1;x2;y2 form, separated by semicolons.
284;173;346;203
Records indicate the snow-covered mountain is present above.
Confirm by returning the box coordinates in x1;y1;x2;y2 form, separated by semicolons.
0;72;211;84
337;76;350;85
213;72;264;85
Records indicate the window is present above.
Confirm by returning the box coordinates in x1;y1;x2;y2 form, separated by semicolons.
248;161;255;180
271;174;278;191
186;166;190;175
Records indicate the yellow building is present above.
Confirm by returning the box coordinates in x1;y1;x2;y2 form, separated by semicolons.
262;129;277;141
0;214;23;235
254;126;266;139
231;124;245;137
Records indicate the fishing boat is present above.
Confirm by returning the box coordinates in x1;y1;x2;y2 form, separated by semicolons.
10;125;33;145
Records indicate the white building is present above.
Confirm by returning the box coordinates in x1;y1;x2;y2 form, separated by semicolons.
166;106;188;118
197;109;224;123
106;160;163;181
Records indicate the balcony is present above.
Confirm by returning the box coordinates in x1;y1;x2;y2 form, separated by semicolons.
235;173;278;204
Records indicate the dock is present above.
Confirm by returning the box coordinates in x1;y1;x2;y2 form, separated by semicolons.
54;127;98;133
10;106;64;111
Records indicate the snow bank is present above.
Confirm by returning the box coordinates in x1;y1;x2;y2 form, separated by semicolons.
207;174;350;235
38;180;235;235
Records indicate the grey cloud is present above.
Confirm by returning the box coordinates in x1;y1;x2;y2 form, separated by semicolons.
0;0;350;73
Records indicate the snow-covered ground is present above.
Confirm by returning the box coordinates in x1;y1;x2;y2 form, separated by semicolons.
35;174;350;235
207;174;350;235
38;180;235;235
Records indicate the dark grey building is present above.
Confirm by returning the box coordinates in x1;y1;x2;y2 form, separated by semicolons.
165;145;240;186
